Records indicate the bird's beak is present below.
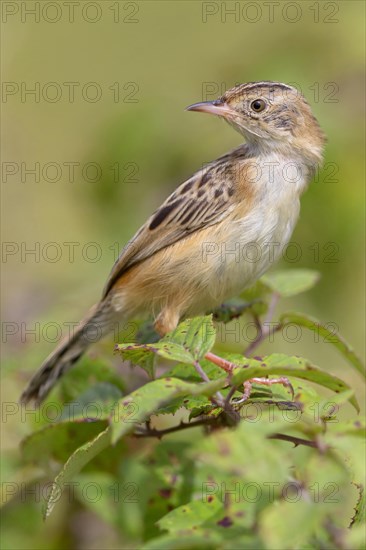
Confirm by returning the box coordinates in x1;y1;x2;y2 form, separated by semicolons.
185;100;234;120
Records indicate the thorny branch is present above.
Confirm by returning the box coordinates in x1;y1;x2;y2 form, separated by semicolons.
133;419;320;449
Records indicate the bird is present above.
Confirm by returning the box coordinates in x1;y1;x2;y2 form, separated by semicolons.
20;81;326;405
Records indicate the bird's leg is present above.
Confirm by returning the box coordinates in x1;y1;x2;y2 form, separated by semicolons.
154;309;180;338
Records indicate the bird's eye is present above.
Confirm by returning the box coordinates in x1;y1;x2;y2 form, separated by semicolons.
250;99;266;112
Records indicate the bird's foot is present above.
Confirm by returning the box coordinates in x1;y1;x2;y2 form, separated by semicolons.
204;353;294;405
234;376;295;404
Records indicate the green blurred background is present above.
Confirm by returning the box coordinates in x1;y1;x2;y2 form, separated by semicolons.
1;1;365;548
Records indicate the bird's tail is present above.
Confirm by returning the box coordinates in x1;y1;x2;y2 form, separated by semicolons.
20;300;114;405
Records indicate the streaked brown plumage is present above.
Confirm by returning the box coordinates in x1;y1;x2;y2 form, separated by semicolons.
21;81;326;404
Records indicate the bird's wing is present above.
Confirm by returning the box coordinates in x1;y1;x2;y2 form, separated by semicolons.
102;149;250;298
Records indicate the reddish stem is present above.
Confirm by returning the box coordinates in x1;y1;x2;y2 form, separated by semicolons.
205;351;235;373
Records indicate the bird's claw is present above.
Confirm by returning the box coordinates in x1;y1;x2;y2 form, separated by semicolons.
233;376;295;404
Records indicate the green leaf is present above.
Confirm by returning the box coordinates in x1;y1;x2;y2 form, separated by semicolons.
142;531;223;550
156;497;256;543
21;420;108;468
115;342;193;370
44;427;111;518
115;342;156;377
59;382;123;422
136;319;160;344
162;316;216;361
315;390;356;422
240;279;271;301
181;394;211;411
116;316;216;372
190;415;291;483
350;484;366;527
346;523;366;550
163;359;224;382
157;497;223;533
153;393;212;416
261;268;320;297
228;353;359;411
291;450;358;533
323;432;366;483
212;298;261;323
115;458;163;539
59;356;125;402
259;499;322;549
72;472;117;526
326;418;366;437
280;311;365;378
110;377;226;444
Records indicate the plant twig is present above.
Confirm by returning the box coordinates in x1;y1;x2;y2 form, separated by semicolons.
193;359;211;383
245;292;281;356
192;360;238;422
133;418;215;438
224;384;239;405
204;351;236;373
267;433;318;448
133;422;321;449
193;359;225;407
324;519;347;550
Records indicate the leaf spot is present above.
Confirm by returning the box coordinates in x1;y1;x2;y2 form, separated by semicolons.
159;488;172;499
217;516;233;527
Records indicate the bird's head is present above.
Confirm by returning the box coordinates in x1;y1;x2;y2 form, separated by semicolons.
186;81;326;166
